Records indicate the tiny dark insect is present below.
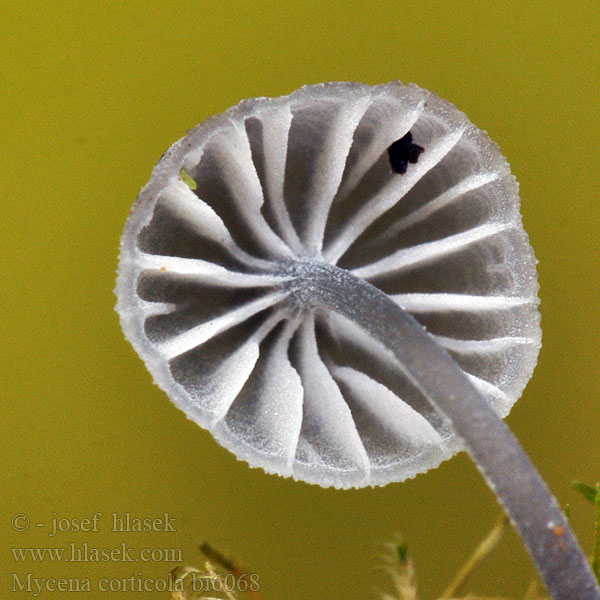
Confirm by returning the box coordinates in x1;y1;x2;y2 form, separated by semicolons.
387;131;424;175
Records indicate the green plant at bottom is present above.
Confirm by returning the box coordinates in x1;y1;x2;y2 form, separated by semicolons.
167;481;600;600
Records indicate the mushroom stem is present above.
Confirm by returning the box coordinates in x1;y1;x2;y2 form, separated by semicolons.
298;260;599;600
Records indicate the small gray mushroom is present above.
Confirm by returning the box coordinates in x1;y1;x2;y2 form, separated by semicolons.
116;82;598;600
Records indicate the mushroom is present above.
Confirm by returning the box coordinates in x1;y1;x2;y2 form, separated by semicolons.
115;82;599;600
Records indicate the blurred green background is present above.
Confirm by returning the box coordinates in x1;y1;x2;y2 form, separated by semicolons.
2;2;598;598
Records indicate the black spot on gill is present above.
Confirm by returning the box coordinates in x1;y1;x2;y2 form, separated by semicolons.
387;131;424;175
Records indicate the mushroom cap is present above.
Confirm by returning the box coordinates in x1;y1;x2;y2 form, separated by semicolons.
116;82;541;489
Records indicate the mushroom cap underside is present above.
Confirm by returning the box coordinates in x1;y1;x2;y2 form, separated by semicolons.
116;81;541;488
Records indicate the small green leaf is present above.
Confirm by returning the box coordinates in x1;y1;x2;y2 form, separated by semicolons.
572;481;599;504
563;504;571;520
179;168;197;190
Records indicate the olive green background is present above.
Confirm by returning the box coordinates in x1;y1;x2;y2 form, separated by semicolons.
2;2;598;598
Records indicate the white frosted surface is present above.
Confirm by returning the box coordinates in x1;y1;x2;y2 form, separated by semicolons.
295;317;370;483
192;339;260;423
330;366;442;448
157;292;286;360
219;319;304;468
303;91;372;253
256;105;302;252
352;222;511;279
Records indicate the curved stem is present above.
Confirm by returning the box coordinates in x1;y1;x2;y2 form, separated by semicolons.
293;261;599;600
